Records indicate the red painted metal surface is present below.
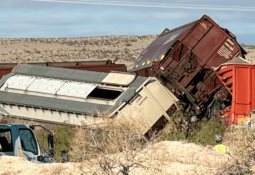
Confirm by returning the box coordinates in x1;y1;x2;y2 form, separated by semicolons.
130;15;246;115
0;60;127;78
217;63;255;124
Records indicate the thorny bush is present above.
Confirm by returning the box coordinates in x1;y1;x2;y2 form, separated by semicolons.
69;120;146;162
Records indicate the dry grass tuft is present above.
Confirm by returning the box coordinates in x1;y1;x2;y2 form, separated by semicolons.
68;120;150;174
69;120;146;162
224;126;255;162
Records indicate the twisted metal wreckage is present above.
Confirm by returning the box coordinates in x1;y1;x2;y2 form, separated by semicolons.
1;15;255;162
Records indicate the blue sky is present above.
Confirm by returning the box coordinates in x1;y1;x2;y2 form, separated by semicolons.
1;0;255;44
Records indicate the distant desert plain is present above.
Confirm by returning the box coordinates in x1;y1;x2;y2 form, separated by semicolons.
1;36;254;68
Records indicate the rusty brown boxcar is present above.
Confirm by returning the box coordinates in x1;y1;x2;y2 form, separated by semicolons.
0;60;127;78
130;15;246;116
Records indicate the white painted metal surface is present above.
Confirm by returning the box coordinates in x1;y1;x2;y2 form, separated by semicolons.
102;72;136;86
0;104;107;126
115;78;179;135
57;81;96;99
1;75;97;100
1;75;35;91
27;77;65;94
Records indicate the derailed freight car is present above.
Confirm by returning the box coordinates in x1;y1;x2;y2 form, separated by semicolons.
0;64;178;135
130;15;246;117
0;59;127;78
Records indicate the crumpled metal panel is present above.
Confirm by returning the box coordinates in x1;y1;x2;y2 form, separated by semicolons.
130;22;196;71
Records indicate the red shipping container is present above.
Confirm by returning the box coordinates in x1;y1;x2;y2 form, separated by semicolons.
217;61;255;124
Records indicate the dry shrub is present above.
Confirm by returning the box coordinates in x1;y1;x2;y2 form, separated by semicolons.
224;126;255;163
214;126;255;174
69;120;146;161
68;120;148;174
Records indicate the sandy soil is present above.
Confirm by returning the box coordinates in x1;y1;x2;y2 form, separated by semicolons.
244;44;255;63
0;36;155;68
0;37;254;69
0;141;231;175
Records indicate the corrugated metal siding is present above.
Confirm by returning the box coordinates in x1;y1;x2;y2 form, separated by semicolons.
0;91;111;115
217;63;255;124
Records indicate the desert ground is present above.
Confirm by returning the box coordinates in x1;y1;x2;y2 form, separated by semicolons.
0;36;255;68
0;36;255;175
0;141;231;175
0;36;156;68
1;127;255;175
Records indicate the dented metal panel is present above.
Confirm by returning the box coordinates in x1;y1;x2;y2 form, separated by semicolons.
130;22;196;71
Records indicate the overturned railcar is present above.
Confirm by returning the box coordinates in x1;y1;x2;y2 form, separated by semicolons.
0;64;178;135
130;15;246;116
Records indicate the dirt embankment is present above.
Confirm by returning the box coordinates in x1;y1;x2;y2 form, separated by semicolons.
0;141;231;175
244;44;255;63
